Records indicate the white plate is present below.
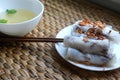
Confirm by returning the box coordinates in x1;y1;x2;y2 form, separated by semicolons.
55;25;120;71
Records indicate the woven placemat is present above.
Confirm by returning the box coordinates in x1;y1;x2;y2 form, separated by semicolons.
0;0;120;80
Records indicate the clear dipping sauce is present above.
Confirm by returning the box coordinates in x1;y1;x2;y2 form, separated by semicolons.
0;9;36;23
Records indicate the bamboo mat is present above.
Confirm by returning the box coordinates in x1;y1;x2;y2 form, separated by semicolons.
0;0;120;80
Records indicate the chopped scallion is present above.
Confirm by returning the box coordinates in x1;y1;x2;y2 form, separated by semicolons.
6;9;17;14
0;19;8;23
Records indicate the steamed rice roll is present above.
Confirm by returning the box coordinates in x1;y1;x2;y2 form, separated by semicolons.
64;36;109;56
66;48;116;66
64;19;120;56
102;26;120;42
63;19;120;67
72;19;120;42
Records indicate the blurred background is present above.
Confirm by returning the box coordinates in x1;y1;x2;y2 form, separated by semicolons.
88;0;120;13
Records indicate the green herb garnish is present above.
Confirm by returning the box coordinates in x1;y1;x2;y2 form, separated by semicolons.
6;9;17;14
0;19;8;23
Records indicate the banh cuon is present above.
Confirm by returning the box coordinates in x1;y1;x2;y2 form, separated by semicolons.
64;19;120;67
0;9;36;23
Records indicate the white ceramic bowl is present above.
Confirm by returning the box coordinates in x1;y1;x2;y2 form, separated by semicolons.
0;0;44;36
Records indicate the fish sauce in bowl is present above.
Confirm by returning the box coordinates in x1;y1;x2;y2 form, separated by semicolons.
0;9;36;23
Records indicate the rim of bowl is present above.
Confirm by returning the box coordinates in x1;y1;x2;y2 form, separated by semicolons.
0;1;44;25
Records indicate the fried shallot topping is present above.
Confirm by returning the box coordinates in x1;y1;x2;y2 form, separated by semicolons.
79;19;106;28
79;18;91;26
76;19;107;41
98;36;105;40
75;27;105;41
75;27;83;34
83;37;89;42
86;28;104;40
94;21;106;29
